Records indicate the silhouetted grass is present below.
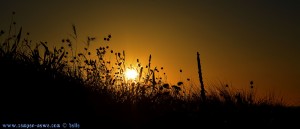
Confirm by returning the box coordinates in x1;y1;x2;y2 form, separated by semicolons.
1;13;299;128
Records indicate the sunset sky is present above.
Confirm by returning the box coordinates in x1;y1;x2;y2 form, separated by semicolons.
1;1;299;106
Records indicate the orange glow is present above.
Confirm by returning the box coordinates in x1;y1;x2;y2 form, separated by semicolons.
2;0;299;106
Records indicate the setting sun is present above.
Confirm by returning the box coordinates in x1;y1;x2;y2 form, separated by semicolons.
125;68;138;81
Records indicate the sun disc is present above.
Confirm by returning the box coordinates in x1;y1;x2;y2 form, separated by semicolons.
125;69;138;80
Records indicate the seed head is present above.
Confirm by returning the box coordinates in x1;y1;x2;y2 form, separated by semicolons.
177;82;183;86
250;81;254;85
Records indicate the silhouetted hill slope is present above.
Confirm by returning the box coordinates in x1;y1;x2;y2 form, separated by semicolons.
0;57;83;120
1;55;299;129
0;57;130;128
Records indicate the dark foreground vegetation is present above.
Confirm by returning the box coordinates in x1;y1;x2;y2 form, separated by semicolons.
1;14;299;129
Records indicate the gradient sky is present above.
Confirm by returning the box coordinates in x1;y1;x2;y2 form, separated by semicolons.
1;0;299;106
